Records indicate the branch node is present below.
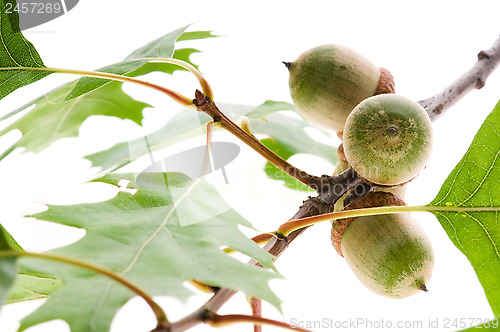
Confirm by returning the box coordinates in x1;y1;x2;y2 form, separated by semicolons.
194;89;207;106
478;50;490;60
475;78;486;89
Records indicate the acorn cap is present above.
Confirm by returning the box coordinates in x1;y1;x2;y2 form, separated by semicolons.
331;191;405;257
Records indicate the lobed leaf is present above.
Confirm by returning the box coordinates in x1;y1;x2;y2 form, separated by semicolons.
0;224;19;308
0;27;215;157
18;173;280;332
430;100;500;317
0;224;62;304
86;101;337;189
0;81;150;152
0;0;50;101
65;27;217;101
6;273;61;303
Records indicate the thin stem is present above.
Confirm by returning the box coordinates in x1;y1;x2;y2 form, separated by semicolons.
205;313;311;332
277;205;500;237
0;66;193;106
199;121;214;178
188;280;218;294
173;36;500;331
194;90;323;190
223;233;276;254
0;250;168;325
247;297;262;332
138;57;214;100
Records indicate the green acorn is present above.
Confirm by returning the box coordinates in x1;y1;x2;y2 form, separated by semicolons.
331;191;434;298
343;94;433;186
285;44;394;132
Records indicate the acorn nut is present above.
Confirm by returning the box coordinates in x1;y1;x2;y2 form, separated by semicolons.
285;44;394;132
331;191;434;298
343;94;433;186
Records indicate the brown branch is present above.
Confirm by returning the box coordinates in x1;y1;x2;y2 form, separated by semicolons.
193;90;324;190
168;36;500;332
419;35;500;121
169;169;364;332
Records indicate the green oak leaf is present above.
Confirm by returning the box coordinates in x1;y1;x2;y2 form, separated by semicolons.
0;81;150;152
65;28;217;101
86;101;337;190
249;106;337;191
261;139;313;192
0;224;62;304
177;31;218;42
86;110;212;171
18;173;280;332
430;100;500;317
0;27;216;158
0;0;50;101
7;273;61;303
0;224;19;307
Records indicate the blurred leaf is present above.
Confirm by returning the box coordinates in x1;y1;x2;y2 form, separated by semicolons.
430;100;500;317
177;31;218;42
0;27;216;159
86;101;337;191
0;224;18;306
0;0;50;101
261;139;313;192
7;273;61;303
19;173;280;332
249;107;337;191
0;81;150;152
65;27;216;100
126;48;200;77
86;110;212;171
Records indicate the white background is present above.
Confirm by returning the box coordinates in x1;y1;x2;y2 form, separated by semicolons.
0;0;500;331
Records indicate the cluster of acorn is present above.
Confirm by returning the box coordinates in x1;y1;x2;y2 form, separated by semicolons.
284;45;434;298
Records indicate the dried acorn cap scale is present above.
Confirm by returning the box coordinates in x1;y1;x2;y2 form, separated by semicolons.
331;192;434;298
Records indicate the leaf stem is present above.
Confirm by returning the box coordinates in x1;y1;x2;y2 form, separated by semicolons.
137;57;214;100
205;312;311;332
223;233;276;254
0;66;194;107
199;121;214;178
277;204;500;237
0;250;168;326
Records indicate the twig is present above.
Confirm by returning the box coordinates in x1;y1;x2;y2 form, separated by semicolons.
170;36;500;332
170;169;363;332
193;90;324;190
419;35;500;121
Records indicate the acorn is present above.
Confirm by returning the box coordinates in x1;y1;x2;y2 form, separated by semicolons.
343;94;433;186
331;191;434;298
284;44;394;132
